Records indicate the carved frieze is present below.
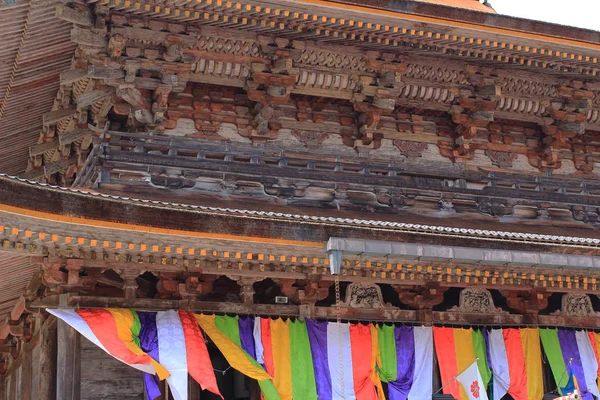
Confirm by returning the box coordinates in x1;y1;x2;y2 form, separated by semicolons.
292;129;331;149
486;150;518;168
451;288;507;314
553;293;600;317
393;140;428;157
341;283;391;309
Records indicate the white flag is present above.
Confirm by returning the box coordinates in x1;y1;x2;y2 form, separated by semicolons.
456;361;489;400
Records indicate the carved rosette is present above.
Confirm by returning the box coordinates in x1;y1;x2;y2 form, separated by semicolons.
340;282;391;309
553;293;600;317
451;288;507;314
393;140;428;157
486;150;517;168
292;129;331;149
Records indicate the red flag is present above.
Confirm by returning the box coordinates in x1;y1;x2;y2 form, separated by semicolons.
178;310;223;398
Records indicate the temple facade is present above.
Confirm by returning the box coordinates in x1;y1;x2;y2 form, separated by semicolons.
1;0;600;399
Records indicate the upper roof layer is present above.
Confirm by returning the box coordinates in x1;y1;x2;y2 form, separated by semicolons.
0;1;76;175
415;0;494;12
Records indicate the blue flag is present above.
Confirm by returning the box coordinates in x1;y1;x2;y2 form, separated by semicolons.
560;367;576;395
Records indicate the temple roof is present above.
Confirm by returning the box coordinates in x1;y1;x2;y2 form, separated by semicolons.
0;1;75;175
414;0;494;12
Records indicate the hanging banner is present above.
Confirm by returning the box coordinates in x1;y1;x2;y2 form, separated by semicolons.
50;309;435;400
487;328;544;400
540;328;600;400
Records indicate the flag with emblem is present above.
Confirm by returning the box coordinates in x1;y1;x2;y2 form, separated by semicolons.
455;360;489;400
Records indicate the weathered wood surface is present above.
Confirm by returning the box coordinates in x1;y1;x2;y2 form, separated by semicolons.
42;109;76;126
56;317;81;400
56;5;93;27
36;317;57;400
1;316;56;400
80;337;144;400
19;346;32;400
29;294;600;328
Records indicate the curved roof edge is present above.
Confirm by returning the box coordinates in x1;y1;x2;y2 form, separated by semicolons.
1;174;599;249
321;0;600;45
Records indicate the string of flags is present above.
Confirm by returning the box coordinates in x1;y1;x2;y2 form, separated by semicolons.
48;308;600;400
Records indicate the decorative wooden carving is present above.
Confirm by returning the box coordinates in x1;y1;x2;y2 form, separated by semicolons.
393;141;428;157
236;277;259;305
397;283;445;310
553;293;600;317
177;276;202;300
274;279;299;304
120;269;140;300
340;282;390;309
486;150;518;168
297;275;331;306
292;130;330;150
503;290;549;314
451;288;506;314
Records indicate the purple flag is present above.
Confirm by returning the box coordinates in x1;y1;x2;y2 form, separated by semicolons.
138;312;161;400
387;326;415;400
306;319;332;400
558;329;592;400
238;317;256;359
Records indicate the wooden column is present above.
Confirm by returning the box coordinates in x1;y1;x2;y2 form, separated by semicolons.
20;349;32;400
38;317;57;400
56;296;81;400
188;375;201;399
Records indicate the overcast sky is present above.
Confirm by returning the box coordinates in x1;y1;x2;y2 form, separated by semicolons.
491;0;599;31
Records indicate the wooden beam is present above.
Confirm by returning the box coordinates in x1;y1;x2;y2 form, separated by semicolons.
29;140;59;157
56;295;80;400
75;89;113;110
56;5;93;27
71;26;107;48
0;320;9;340
59;128;92;146
42;109;76;126
21;159;76;180
9;297;26;322
60;69;88;86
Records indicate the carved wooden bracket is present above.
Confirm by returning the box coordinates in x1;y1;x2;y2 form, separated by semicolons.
502;289;549;315
552;293;600;317
396;283;445;310
121;269;141;300
297;275;331;306
450;288;507;314
341;282;391;309
236;277;260;305
177;276;203;300
274;278;299;305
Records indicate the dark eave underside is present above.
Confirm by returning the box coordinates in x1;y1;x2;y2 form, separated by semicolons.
1;174;600;254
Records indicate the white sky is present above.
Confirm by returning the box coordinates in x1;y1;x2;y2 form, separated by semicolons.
491;0;600;32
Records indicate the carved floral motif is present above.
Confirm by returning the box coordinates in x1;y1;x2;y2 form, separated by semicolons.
292;129;331;149
393;140;428;157
553;293;599;317
486;150;518;168
451;288;506;314
341;282;390;309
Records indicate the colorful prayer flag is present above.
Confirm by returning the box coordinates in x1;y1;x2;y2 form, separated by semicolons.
194;314;280;400
47;309;169;380
376;325;433;400
486;328;544;400
305;320;381;400
434;327;492;400
456;361;489;400
540;328;599;400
